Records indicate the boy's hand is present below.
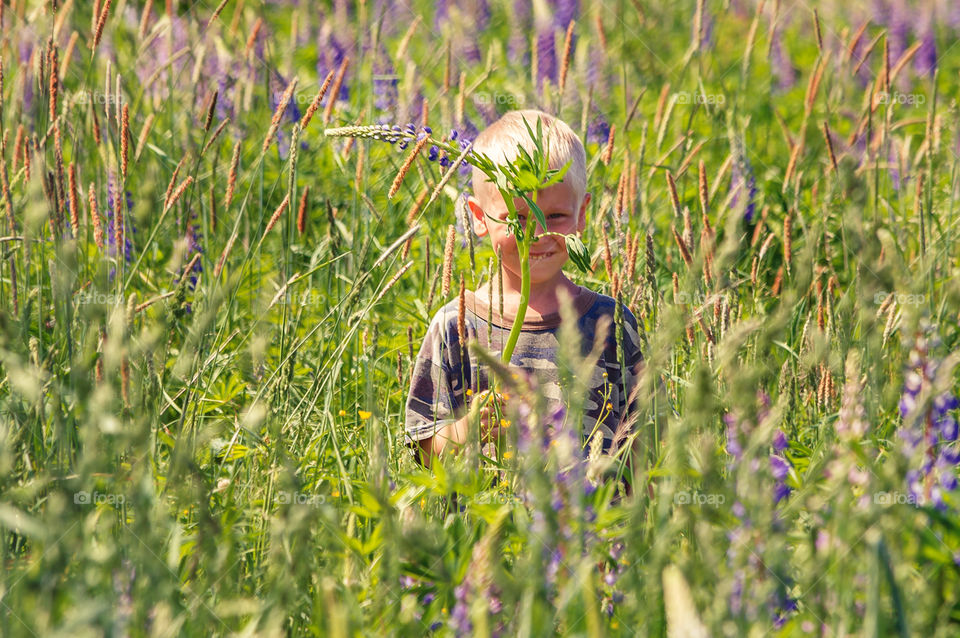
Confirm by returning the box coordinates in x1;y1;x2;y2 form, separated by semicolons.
422;389;510;464
469;389;506;442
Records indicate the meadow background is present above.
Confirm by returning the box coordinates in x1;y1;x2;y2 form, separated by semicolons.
1;0;959;635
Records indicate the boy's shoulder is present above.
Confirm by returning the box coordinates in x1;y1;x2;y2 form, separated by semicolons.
576;285;640;328
421;285;638;338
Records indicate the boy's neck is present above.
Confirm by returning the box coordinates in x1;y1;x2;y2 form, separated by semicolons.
480;272;581;319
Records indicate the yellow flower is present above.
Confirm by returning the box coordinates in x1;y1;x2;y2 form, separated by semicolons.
502;393;510;401
358;410;372;420
465;388;473;396
338;409;346;416
502;451;514;460
332;490;340;498
499;419;511;428
606;402;613;411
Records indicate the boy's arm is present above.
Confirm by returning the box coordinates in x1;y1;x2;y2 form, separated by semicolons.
406;309;500;466
618;307;647;494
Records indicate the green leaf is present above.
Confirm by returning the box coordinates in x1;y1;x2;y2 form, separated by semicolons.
515;169;540;192
565;234;591;273
521;194;548;234
540;160;572;188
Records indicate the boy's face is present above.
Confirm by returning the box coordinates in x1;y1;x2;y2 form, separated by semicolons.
467;180;590;286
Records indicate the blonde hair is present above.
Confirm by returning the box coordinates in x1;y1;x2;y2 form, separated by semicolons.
471;109;587;208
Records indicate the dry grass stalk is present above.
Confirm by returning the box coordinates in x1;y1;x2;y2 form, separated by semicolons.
263;193;290;237
374;261;414;306
120;104;129;178
442;224;456;297
600;124;616;165
666;170;681;217
322;57;350;126
388;135;429;198
206;0;230;30
783;212;792;274
49;45;59;120
68;162;79;235
89;183;104;248
91;0;112;51
135;113;154;161
559;20;575;95
203;89;218;132
164;176;193;212
225;141;241;208
672;225;693;267
163;157;186;208
822;121;838;173
300;69;335;130
262;77;297;153
297;185;309;235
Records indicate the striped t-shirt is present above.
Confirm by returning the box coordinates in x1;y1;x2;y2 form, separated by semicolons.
404;285;644;454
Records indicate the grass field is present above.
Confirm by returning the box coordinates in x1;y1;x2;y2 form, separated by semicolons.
1;0;960;635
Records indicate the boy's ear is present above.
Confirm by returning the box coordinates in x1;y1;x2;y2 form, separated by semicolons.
467;196;490;237
577;192;591;234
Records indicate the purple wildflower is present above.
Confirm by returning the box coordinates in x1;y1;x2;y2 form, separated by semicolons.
769;29;797;92
898;323;960;510
914;28;937;78
535;16;557;89
729;144;757;222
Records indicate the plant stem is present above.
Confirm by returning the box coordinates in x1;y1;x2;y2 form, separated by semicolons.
500;194;537;365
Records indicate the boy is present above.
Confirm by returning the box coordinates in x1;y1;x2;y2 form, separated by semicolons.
405;110;644;467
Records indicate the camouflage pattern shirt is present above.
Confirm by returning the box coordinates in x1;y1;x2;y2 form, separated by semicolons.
405;285;644;453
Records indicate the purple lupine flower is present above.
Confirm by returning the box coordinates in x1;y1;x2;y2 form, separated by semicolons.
948;3;960;30
587;115;611;146
585;44;608;99
729;145;757;222
888;143;902;191
898;323;960;510
182;215;203;291
552;0;579;30
914;28;937;78
268;69;303;158
105;171;134;264
691;6;715;51
508;0;532;62
770;454;792;503
449;580;472;634
316;25;351;102
433;0;449;30
724;412;744;460
773;429;788;453
372;47;399;117
769;29;797;92
535;16;557;88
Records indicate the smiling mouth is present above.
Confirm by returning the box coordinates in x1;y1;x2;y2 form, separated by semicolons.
529;251;556;261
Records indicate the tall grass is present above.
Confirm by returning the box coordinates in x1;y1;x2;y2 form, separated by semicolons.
1;1;959;636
